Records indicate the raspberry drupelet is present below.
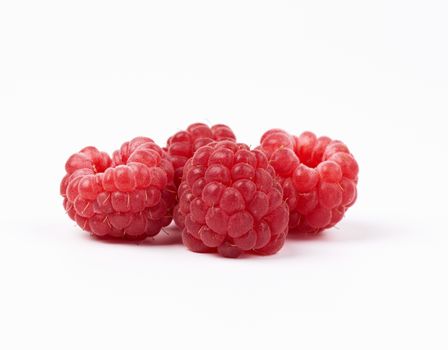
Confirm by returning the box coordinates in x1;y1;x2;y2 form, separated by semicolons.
177;140;290;258
60;137;176;240
166;123;236;188
259;129;359;234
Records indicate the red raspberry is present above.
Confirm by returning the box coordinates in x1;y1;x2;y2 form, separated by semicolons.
177;140;289;258
259;129;359;234
60;137;176;240
166;123;236;187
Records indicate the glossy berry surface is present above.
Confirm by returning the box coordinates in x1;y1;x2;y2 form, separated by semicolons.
259;129;359;234
166;123;236;187
60;137;176;240
177;141;289;258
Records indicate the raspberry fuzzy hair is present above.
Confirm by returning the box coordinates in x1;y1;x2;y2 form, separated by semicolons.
166;123;236;187
259;129;359;234
60;137;176;240
177;140;289;258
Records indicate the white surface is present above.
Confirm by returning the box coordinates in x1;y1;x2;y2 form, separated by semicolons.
1;1;447;349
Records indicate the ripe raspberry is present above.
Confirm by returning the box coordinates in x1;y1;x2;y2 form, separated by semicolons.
60;137;176;240
166;123;236;187
177;140;289;258
259;129;359;234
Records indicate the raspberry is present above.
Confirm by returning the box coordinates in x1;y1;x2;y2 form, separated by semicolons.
177;140;289;258
166;123;236;187
60;137;176;240
259;129;358;234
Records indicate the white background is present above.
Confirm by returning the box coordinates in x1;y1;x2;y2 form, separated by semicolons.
1;1;447;349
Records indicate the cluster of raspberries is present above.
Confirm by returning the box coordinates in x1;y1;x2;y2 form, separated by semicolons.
61;123;358;258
